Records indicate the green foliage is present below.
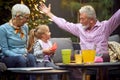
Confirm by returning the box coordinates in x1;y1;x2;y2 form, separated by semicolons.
95;1;112;20
0;0;20;24
61;0;113;21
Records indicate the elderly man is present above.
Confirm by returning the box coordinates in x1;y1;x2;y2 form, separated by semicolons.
39;3;120;62
0;4;36;68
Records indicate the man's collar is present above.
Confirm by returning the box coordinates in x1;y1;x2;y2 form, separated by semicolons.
94;20;101;27
84;20;101;31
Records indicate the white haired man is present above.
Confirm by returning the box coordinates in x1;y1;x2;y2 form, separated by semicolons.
39;3;120;80
0;4;36;68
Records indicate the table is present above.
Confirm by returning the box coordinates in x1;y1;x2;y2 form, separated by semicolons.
56;62;120;80
7;67;70;80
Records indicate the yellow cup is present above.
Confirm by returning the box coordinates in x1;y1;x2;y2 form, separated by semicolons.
75;54;82;64
61;49;71;64
82;49;96;63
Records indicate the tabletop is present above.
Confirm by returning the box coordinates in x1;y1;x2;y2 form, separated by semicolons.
7;67;53;71
7;69;69;74
56;62;120;68
7;67;70;80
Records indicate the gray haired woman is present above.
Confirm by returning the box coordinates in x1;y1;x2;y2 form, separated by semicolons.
0;3;36;70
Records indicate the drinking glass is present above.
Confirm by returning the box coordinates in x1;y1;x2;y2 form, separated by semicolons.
81;44;96;64
74;50;82;64
61;49;71;64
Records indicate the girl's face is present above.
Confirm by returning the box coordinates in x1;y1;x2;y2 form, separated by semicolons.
42;27;51;40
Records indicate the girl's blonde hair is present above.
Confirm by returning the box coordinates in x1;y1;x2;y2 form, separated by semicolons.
27;24;49;52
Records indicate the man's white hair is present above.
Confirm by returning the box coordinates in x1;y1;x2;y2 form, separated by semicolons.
12;4;30;18
79;5;96;19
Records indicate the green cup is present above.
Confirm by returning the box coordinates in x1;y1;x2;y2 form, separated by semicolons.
61;49;71;64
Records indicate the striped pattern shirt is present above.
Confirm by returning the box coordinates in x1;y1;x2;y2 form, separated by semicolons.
33;40;52;62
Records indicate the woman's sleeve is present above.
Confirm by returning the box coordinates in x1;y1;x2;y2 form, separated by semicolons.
0;26;22;56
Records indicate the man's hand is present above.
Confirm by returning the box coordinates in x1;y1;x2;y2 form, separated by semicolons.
39;3;54;18
39;3;51;14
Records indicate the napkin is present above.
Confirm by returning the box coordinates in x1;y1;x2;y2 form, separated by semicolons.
94;56;103;63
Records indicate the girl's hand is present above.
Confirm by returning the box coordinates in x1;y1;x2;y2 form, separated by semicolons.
43;48;53;55
50;42;57;52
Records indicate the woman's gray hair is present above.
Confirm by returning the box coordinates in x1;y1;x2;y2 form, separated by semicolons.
79;5;96;19
11;4;30;18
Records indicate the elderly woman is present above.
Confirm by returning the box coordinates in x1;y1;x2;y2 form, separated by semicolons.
0;4;36;68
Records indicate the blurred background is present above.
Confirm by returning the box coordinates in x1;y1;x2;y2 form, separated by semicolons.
0;0;120;42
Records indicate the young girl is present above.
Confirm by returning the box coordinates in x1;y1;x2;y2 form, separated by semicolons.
28;24;59;80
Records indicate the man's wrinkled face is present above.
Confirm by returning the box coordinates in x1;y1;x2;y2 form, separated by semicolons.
79;13;91;29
